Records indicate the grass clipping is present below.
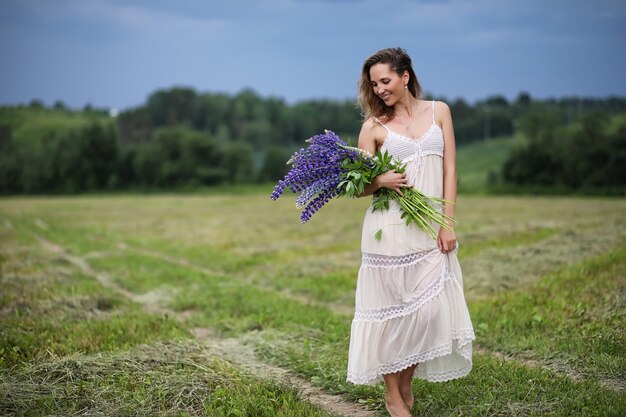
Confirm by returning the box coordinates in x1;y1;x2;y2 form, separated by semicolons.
0;341;318;416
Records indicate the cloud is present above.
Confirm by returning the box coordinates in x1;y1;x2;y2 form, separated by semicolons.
72;1;228;42
1;0;625;108
4;0;229;43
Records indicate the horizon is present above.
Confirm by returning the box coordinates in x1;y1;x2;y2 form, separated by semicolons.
5;85;625;114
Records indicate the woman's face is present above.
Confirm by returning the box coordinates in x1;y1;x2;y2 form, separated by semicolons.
369;63;407;106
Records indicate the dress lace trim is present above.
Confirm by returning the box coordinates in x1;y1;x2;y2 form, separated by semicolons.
346;329;475;385
361;249;437;269
353;264;454;323
380;124;444;164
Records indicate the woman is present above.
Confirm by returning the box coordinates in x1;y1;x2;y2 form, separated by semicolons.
347;47;475;417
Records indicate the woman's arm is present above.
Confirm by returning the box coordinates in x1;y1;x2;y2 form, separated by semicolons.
357;118;407;197
437;101;458;252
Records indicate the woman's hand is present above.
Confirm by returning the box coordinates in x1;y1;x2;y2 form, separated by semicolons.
374;170;408;195
437;227;457;254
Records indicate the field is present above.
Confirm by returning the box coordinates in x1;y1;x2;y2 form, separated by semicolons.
1;191;625;416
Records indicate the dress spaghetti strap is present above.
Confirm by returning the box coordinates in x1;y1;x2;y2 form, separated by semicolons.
372;117;390;133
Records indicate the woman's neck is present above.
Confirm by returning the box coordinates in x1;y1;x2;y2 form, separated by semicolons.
394;96;419;119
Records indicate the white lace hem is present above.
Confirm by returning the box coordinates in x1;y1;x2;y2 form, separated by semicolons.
346;329;475;385
360;249;437;269
353;264;454;323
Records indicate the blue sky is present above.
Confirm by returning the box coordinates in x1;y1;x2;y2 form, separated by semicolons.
1;0;625;111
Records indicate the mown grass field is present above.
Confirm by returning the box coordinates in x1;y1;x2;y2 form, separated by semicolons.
1;192;625;416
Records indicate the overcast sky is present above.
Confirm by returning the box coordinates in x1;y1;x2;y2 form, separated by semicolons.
1;0;625;111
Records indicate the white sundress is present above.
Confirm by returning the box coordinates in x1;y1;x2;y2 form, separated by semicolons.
347;100;475;385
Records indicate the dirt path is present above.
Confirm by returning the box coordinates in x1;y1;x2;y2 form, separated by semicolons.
201;331;377;417
35;234;378;417
35;236;173;316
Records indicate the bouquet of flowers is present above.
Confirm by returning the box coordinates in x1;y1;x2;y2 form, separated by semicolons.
270;130;454;240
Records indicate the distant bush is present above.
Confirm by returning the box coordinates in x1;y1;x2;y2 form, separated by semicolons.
499;110;626;194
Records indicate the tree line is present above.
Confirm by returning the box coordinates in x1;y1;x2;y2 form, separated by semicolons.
0;87;625;194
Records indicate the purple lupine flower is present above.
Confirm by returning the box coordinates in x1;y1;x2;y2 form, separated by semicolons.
271;129;455;239
270;130;359;223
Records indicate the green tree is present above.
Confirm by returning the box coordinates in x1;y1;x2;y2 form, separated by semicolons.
259;146;291;182
147;87;198;127
133;127;228;187
223;142;255;184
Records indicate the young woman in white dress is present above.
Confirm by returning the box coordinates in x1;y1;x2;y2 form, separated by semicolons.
347;47;475;417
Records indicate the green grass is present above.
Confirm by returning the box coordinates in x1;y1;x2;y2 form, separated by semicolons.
1;193;625;416
457;226;560;260
471;248;626;384
1;342;331;417
0;241;189;369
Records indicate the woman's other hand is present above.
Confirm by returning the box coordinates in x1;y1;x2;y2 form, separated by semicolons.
437;227;457;254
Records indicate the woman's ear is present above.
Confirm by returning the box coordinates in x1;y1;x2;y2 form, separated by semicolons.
402;70;410;86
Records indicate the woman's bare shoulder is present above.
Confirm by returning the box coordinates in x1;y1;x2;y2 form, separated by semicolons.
358;117;386;151
360;117;385;135
433;100;451;114
362;116;381;129
433;100;452;125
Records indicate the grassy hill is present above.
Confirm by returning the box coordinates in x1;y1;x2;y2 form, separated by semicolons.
0;106;113;143
457;135;520;194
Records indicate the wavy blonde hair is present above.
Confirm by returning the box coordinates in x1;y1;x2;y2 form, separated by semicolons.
357;47;422;123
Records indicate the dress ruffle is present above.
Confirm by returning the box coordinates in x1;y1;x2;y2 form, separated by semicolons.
347;248;475;385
